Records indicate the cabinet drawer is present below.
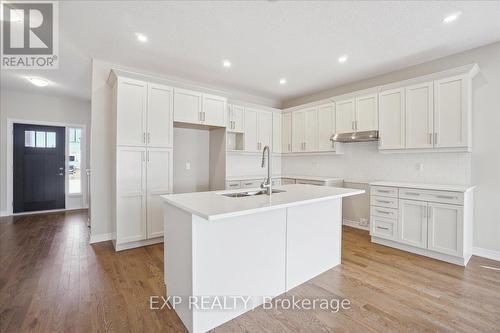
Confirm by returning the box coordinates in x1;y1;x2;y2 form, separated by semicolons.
371;186;398;198
370;195;398;208
370;216;397;241
226;181;241;189
296;179;324;186
399;188;463;205
241;180;262;188
370;206;398;219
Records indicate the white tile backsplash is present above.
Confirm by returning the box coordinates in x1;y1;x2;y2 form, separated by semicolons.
281;142;471;185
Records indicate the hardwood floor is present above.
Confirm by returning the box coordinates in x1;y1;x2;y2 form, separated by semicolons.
1;210;499;333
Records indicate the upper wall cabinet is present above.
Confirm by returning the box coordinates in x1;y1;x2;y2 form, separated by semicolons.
379;65;476;152
173;88;227;127
433;75;470;148
244;108;272;152
405;81;434;149
356;93;378;132
292;108;319;152
335;93;378;134
335;99;355;134
272;112;282;153
317;103;336;151
379;88;405;150
113;76;173;148
227;104;244;133
282;113;292;153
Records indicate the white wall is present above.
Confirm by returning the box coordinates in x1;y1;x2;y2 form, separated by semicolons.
0;89;91;214
173;127;210;193
282;41;500;254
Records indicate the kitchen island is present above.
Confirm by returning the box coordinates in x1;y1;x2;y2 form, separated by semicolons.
161;184;364;333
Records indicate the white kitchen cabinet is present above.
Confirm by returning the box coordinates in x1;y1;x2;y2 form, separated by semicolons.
115;78;148;146
370;182;473;266
241;179;262;189
148;83;173;148
433;75;469;148
317;103;336;151
146;148;173;239
379;88;405;150
116;146;147;243
304;108;319;152
258;111;273;150
356;93;378;132
399;199;428;249
227;104;244;132
109;70;174;251
243;108;272;152
244;108;259;152
202;93;227;127
272;112;282;153
282;113;292;153
427;202;463;257
405;81;434;149
335;99;355;134
174;88;226;127
291;111;305;152
173;88;202;124
292;108;318;152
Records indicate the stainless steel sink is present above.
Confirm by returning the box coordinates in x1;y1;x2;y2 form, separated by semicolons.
221;189;286;198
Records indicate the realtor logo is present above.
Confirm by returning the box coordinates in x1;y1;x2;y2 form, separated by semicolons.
1;1;59;69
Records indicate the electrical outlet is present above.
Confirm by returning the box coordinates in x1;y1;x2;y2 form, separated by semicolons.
186;162;191;170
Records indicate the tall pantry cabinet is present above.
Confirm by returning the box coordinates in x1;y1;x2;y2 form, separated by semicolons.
109;71;173;251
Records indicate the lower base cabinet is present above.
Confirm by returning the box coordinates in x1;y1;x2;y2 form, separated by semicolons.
370;184;472;266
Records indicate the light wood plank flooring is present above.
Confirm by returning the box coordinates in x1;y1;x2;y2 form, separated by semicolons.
1;210;499;332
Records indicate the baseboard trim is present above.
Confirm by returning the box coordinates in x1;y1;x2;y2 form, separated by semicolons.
114;237;163;251
343;219;369;231
472;247;500;262
0;210;9;217
89;232;113;244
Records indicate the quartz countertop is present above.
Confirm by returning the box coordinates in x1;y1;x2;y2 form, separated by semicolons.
226;175;343;182
162;184;364;221
370;181;474;192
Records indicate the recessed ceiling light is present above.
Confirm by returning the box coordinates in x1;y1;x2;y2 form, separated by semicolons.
27;77;49;87
442;12;461;24
135;33;148;42
338;55;348;63
279;78;287;85
222;59;231;68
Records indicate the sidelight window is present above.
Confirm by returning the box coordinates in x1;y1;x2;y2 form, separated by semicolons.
68;128;82;194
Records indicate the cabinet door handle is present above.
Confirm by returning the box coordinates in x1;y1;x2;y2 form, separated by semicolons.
377;226;389;230
147;150;150;162
203;112;206;121
352;121;355;131
405;192;420;196
143;132;146;144
147;132;151;144
377;189;390;193
376;209;390;215
434;133;438;145
436;195;456;199
355;120;358;131
428;133;433;144
304;142;307;150
377;199;391;204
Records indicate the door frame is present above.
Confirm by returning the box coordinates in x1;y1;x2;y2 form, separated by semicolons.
6;118;87;216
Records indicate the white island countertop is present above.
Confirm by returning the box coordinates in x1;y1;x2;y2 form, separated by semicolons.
161;184;364;221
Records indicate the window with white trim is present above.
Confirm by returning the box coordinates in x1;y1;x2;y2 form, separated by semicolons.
68;128;82;194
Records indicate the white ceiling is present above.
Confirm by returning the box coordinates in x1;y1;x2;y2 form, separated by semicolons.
1;1;500;105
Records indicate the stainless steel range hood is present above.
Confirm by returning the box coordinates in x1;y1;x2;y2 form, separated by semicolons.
330;130;379;143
